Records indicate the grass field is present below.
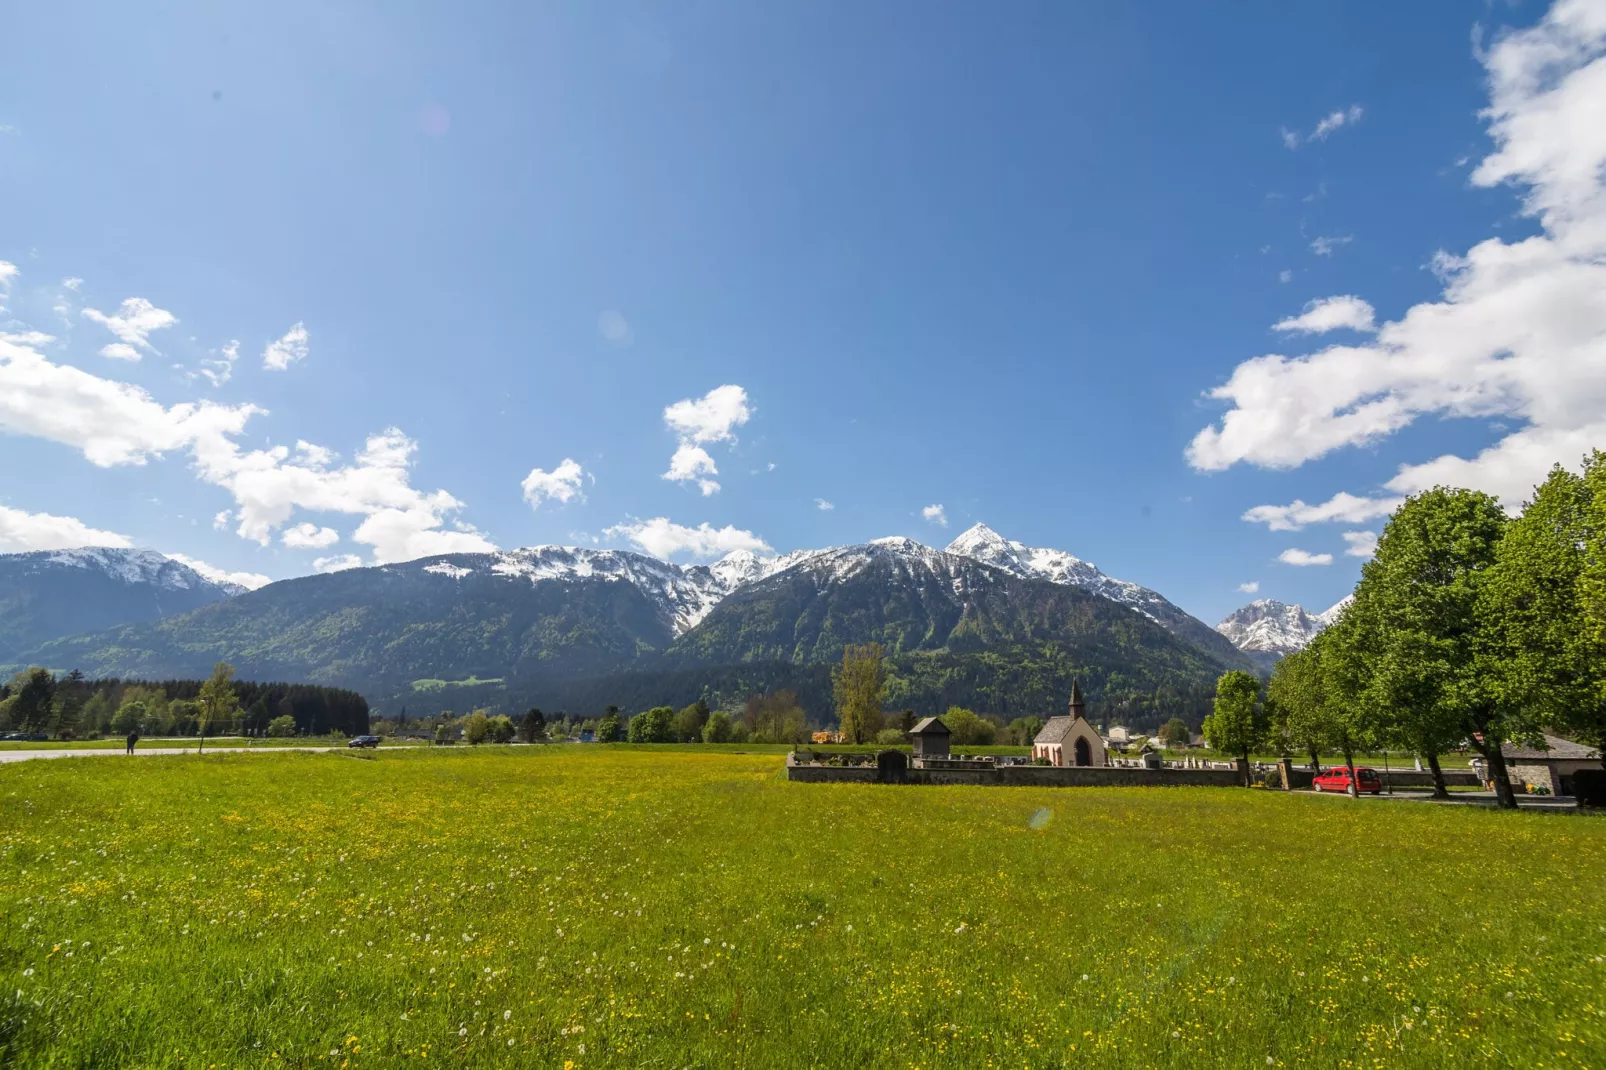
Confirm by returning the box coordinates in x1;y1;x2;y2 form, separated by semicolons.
0;737;430;752
0;747;1601;1068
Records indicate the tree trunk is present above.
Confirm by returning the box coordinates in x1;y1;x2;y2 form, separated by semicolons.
197;725;205;755
1307;747;1320;773
1343;747;1358;798
1484;738;1518;809
1241;749;1252;787
1425;752;1450;800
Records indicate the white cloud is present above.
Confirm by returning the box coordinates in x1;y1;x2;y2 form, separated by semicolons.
262;322;309;371
1189;1;1606;513
815;498;834;511
1310;104;1365;142
313;554;363;573
0;262;18;307
0;504;131;552
1278;269;1294;284
213;510;233;531
0;332;492;564
1309;235;1353;257
281;522;340;549
1238;581;1260;594
664;384;752;444
1342;530;1379;558
1273;295;1377;334
0;331;259;467
521;458;586;509
1242;492;1403;531
603;517;772;559
1278;548;1333;566
664;443;718;490
922;504;948;527
598;310;633;346
1282;104;1364;150
661;385;751;495
199;341;238;387
81;297;177;358
61;277;82;292
164;552;271;591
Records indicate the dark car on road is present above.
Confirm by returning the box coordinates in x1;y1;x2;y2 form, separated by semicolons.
347;735;381;748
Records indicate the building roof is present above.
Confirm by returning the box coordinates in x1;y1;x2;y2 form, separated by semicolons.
909;716;949;736
1034;716;1076;745
1502;733;1601;760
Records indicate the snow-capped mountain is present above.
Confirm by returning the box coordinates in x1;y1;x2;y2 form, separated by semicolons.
43;547;245;593
408;546;737;635
0;547;244;659
1214;596;1352;663
387;527;1250;664
946;524;1175;622
941;523;1252;665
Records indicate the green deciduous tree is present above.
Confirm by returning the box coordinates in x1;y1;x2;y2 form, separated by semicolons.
701;710;733;743
266;714;297;737
196;662;240;754
628;706;675;743
10;668;57;734
1496;457;1606;772
519;708;547;743
833;643;886;745
462;710;492;744
1355;487;1530;807
1157;717;1190;748
942;706;996;746
1266;643;1329;772
1007;716;1044;747
111;699;147;736
487;714;515;743
1203;670;1266;786
596;708;623;743
673;699;710;743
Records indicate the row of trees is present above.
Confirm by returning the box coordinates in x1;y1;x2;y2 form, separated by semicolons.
0;664;370;740
1206;459;1606;807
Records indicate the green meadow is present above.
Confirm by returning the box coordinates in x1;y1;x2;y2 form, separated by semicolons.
0;747;1601;1068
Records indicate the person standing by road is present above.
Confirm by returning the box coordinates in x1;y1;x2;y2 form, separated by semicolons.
125;730;139;755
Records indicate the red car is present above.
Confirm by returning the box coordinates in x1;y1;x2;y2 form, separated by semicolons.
1312;766;1383;794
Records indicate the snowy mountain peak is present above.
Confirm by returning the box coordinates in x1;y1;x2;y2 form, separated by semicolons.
32;546;245;594
1214;597;1350;659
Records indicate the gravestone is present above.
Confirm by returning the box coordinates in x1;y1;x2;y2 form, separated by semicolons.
876;749;909;784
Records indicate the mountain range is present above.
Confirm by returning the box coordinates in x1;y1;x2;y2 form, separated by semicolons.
0;548;241;663
3;525;1326;719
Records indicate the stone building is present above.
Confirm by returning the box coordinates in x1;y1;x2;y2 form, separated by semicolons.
1501;734;1600;796
1032;681;1108;768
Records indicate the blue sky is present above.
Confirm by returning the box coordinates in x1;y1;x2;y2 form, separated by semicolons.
3;0;1604;626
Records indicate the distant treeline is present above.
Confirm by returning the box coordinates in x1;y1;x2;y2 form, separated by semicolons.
0;669;369;739
371;657;1211;734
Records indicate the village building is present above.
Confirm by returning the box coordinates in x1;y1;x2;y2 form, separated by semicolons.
1032;681;1108;767
1501;734;1600;797
908;716;951;762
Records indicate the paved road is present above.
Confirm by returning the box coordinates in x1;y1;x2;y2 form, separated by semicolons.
0;745;340;764
1300;786;1579;811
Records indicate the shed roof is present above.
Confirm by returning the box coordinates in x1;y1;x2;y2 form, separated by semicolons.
909;716;949;736
1502;734;1600;760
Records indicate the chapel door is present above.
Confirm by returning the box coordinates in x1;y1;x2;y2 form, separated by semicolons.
1074;737;1092;767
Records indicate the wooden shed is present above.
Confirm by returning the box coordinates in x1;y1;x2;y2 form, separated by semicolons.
908;716;951;760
